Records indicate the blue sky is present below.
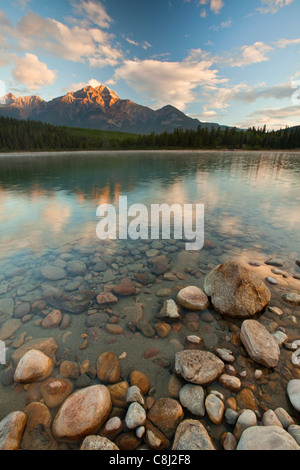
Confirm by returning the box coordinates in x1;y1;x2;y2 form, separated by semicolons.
0;0;300;129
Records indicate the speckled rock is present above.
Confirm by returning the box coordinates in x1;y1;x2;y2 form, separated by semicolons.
204;260;271;318
240;320;280;368
174;350;224;385
172;419;216;450
0;319;22;341
52;385;112;442
80;435;119;450
179;384;205;417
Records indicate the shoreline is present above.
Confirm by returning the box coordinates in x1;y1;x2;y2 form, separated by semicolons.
1;148;300;158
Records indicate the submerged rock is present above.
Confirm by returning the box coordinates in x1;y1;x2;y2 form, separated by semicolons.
204;260;271;318
282;293;300;306
0;318;22;341
44;291;97;314
176;286;209;311
174;350;224;385
40;264;66;281
52;385;112;442
0;411;27;450
240;320;280;368
14;349;53;384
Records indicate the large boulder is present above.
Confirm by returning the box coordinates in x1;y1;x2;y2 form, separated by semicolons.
174;350;224;385
204;260;271;318
52;385;112;442
236;426;300;450
240;320;280;368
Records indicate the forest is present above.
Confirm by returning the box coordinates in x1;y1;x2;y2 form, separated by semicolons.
0;115;300;152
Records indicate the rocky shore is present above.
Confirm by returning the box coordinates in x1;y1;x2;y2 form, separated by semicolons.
1;255;300;451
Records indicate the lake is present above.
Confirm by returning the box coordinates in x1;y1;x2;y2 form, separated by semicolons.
0;150;300;448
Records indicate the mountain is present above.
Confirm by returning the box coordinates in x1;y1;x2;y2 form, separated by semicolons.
0;85;225;134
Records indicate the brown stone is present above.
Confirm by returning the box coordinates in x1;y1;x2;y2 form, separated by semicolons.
147;398;184;439
97;352;120;384
52;385;112;442
59;360;80;379
40;378;74;408
236;388;260;414
96;292;118;306
41;309;62;329
108;381;129;408
129;371;150;395
144;420;170;450
14;349;53;384
113;278;136;296
11;337;58;366
0;411;27;450
204;260;271;318
114;432;141;450
154;322;172;338
20;402;57;450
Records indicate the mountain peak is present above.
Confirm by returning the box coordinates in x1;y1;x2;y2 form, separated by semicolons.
70;84;119;108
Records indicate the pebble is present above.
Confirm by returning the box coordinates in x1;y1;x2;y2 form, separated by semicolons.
219;374;241;391
97;352;120;384
40;264;66;281
268;305;283;316
125;402;146;430
282;293;300;306
176;286;210;311
147;398;184;439
80;435;119;450
240;319;280;368
287;379;300;412
179;384;205;417
205;394;225;425
234;409;257;441
265;276;278;285
262;409;283;427
41;309;62;329
40;378;73;408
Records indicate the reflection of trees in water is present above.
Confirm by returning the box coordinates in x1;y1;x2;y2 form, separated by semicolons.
0;151;298;202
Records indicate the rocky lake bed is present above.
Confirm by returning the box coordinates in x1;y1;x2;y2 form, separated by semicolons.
1;234;300;451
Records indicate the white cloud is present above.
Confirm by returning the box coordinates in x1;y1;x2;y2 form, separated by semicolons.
111;55;225;110
237;104;300;130
72;0;113;28
258;0;294;14
185;0;225;15
15;10;123;66
215;41;273;67
12;53;56;90
273;37;300;48
65;78;103;93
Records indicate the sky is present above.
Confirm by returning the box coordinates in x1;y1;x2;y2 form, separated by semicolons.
0;0;300;129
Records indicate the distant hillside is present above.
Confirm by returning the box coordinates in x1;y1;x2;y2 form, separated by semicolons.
0;115;300;153
0;85;226;134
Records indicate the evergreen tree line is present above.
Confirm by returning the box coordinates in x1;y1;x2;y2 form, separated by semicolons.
1;115;300;152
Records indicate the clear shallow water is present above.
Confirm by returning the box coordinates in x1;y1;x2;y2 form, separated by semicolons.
0;150;300;447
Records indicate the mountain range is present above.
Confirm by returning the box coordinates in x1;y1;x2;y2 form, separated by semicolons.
0;85;225;135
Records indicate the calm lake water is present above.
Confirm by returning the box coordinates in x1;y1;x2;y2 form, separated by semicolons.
0;150;300;447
